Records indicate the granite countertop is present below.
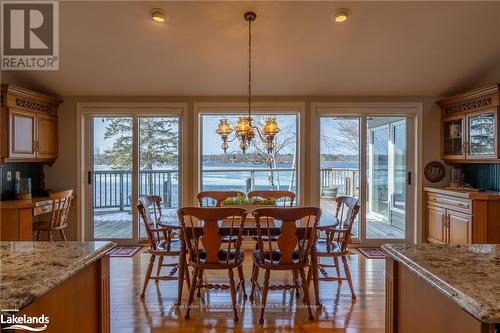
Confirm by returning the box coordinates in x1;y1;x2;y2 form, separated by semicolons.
382;243;500;324
0;241;115;312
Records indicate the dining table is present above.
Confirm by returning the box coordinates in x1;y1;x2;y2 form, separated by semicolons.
158;211;339;307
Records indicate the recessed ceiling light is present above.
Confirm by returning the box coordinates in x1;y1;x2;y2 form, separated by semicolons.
151;8;167;23
333;9;350;23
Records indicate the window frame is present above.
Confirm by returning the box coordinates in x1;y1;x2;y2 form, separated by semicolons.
193;102;306;205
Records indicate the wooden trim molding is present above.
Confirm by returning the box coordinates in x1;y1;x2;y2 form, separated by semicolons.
438;83;499;116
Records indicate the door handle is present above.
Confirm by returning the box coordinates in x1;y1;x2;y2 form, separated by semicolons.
88;171;92;185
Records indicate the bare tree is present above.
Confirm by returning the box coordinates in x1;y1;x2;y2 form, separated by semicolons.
249;116;296;190
321;118;359;154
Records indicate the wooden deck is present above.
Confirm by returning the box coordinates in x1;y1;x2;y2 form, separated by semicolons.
94;203;404;240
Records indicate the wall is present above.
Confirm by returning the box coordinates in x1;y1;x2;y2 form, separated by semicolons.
0;162;46;200
40;95;444;242
461;164;500;191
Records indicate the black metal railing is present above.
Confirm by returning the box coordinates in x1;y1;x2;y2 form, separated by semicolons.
92;167;359;210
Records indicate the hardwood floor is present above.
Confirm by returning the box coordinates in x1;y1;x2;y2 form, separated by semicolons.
110;250;385;332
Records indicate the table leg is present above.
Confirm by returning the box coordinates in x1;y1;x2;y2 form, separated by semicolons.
311;247;321;308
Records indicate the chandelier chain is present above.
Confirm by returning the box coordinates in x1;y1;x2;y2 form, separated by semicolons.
248;17;252;118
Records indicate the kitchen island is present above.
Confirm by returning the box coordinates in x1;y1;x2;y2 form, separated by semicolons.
382;244;499;333
0;241;115;332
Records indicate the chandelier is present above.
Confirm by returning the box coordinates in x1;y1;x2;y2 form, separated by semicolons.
216;12;280;154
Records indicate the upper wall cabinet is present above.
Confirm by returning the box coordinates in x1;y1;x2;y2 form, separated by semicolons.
438;83;499;162
0;85;62;164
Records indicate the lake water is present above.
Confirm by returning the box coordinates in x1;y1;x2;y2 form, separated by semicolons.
93;161;359;208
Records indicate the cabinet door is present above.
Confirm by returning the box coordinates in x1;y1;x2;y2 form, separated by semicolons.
0;107;7;161
466;110;498;159
448;210;472;244
9;109;36;158
36;114;57;159
426;205;446;244
442;115;466;160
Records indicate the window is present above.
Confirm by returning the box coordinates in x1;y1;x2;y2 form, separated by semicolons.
200;114;298;201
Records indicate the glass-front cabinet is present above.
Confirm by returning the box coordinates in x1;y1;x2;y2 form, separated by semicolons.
442;115;466;159
466;110;497;159
438;83;500;162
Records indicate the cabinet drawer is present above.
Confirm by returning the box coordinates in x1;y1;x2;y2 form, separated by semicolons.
427;193;472;214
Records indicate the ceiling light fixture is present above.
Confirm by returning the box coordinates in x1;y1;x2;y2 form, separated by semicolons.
333;9;350;23
151;8;167;23
215;12;280;154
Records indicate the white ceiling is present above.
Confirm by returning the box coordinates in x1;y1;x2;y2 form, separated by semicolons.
2;1;500;97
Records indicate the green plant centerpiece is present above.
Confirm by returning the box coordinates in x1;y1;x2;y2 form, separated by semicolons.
222;194;276;214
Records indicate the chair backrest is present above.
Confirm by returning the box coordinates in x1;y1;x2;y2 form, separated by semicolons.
137;195;163;251
48;190;73;229
333;196;360;251
253;207;322;266
248;190;295;207
196;191;245;207
177;207;247;265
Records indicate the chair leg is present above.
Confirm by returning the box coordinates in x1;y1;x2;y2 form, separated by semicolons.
141;255;155;299
259;269;271;325
228;268;239;322
155;256;164;281
333;257;341;282
48;231;53;242
249;263;259;302
197;269;204;297
311;250;320;307
59;229;67;241
237;265;247;300
342;255;356;301
293;270;301;297
185;268;199;319
300;268;314;320
35;231;40;241
185;265;191;290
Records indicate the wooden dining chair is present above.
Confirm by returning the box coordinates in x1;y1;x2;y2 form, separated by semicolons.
33;190;73;241
138;195;190;300
310;195;360;302
250;207;322;324
177;207;247;322
248;190;295;207
196;191;245;207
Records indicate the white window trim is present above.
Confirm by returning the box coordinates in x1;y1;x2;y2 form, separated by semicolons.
76;102;188;242
192;102;306;205
312;102;423;245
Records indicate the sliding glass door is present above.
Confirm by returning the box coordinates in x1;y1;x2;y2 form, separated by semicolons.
86;114;180;244
320;115;413;245
367;117;407;241
319;116;361;240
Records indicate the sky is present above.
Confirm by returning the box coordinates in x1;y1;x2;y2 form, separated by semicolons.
93;115;361;156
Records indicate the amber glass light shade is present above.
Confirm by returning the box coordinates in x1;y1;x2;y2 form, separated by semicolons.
235;117;252;135
263;118;280;136
216;119;233;136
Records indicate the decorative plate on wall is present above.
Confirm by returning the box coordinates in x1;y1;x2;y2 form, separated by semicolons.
424;161;446;182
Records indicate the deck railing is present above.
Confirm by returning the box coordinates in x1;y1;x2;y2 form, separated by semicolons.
92;167;359;210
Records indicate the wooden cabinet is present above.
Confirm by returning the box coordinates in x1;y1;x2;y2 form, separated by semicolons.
425;187;500;244
447;211;472;244
36;114;58;159
426;205;446;244
9;109;37;158
438;83;499;162
0;85;61;164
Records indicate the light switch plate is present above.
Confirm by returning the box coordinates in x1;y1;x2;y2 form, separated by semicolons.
6;171;12;181
15;171;20;180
